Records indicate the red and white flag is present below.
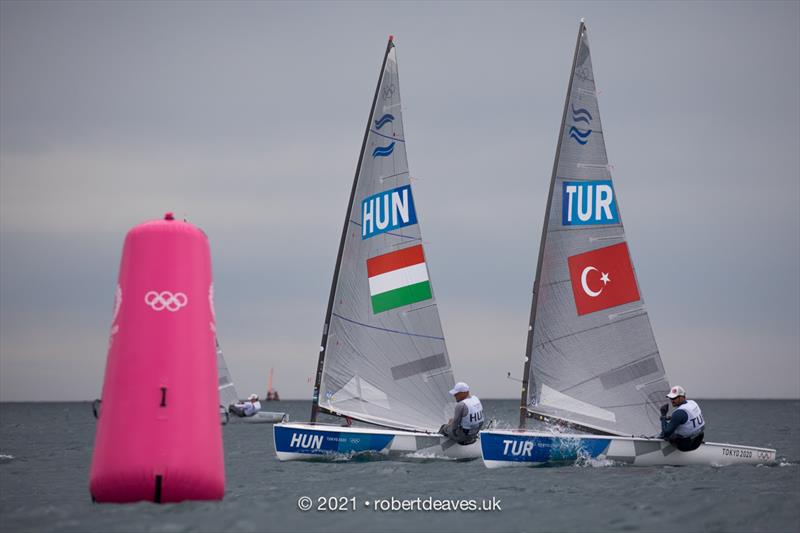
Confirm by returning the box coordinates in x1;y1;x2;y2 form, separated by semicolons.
567;242;640;316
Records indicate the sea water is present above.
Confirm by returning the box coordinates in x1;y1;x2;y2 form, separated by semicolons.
1;400;798;532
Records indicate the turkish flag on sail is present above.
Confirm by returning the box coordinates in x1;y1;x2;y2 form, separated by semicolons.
567;242;641;316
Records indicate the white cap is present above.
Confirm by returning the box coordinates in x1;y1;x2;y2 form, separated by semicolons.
666;385;686;399
448;382;469;395
248;394;259;401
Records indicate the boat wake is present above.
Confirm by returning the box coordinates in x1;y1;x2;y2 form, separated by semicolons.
574;456;616;468
0;454;14;464
401;451;457;462
330;451;390;463
759;458;796;468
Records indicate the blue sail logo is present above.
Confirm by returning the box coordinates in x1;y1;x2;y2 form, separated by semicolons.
571;105;592;124
374;113;395;130
372;142;396;158
569;105;593;145
569;127;592;144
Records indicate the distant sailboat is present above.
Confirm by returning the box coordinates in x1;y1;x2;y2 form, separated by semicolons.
480;20;777;467
265;367;280;401
274;36;480;461
217;340;285;424
217;339;239;411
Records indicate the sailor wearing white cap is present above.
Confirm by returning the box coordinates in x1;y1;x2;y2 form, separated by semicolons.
439;382;484;445
229;394;262;418
659;385;705;451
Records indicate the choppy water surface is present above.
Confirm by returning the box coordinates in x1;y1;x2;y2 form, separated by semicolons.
1;400;798;532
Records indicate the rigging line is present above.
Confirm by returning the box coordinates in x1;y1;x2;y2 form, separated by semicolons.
577;400;660;410
574;163;612;169
546;225;624;233
538;278;571;289
560;350;662;393
348;219;421;241
331;312;445;341
590;235;626;242
379;171;410;181
555;175;613;182
403;302;437;313
533;311;648;349
370;129;406;143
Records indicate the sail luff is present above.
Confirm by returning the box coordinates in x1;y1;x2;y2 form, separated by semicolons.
519;21;586;429
311;37;395;422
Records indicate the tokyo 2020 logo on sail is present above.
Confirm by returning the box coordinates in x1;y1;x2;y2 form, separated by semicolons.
144;291;188;312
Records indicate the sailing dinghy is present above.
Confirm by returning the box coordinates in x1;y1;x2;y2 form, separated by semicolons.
217;340;239;420
274;37;480;461
217;341;286;424
479;21;777;468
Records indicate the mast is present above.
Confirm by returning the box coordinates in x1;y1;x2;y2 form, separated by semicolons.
311;37;395;422
518;21;586;429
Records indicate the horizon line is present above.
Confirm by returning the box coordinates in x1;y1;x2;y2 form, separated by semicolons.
2;397;799;403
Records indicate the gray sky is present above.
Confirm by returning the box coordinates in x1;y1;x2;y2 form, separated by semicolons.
1;1;798;401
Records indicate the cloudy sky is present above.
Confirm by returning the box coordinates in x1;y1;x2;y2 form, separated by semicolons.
1;1;798;402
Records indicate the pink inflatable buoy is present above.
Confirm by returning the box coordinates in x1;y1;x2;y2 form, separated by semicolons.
89;214;224;503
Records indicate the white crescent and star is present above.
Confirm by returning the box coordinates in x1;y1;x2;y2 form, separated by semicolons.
580;266;610;297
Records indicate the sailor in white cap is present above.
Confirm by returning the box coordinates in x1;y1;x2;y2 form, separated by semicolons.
229;393;262;418
658;385;705;451
439;382;484;445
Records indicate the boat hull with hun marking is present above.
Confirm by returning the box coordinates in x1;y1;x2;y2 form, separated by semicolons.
274;422;480;461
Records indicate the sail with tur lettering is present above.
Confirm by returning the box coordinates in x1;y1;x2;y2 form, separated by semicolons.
310;37;455;432
520;21;669;437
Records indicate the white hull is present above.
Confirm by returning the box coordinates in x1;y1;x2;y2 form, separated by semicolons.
480;430;777;468
242;411;286;424
274;422;480;461
221;410;286;425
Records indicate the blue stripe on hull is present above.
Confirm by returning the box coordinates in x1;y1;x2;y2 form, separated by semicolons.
481;432;611;464
274;425;395;456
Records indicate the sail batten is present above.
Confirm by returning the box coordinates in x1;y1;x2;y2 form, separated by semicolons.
521;21;669;436
312;39;455;433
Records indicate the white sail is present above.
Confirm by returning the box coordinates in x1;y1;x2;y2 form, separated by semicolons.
521;22;669;437
217;340;239;408
311;38;455;432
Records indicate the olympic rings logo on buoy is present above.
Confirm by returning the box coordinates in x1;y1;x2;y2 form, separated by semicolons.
144;291;188;312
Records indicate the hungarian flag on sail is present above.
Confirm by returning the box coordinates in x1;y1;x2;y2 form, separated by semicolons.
367;244;432;314
567;242;640;316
